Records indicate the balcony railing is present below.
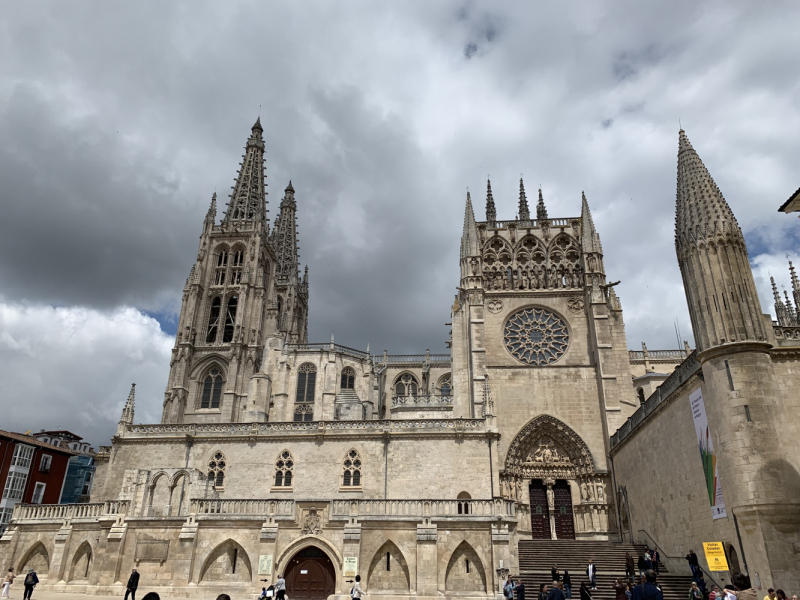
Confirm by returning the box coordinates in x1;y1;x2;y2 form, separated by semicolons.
628;349;688;361
391;395;453;407
190;498;295;516
12;500;129;522
329;498;516;520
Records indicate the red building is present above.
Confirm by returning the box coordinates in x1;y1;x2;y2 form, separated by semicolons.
0;430;77;533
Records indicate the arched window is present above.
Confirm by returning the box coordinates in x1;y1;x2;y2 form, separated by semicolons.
207;451;226;488
637;388;645;404
294;404;313;422
274;450;294;487
200;368;224;409
206;297;222;343
340;367;356;390
457;491;471;515
296;363;317;403
231;249;244;284
394;373;419;397
222;295;238;343
214;249;228;285
438;374;452;396
342;449;362;487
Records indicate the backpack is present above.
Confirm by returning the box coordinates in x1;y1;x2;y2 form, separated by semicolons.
350;586;355;598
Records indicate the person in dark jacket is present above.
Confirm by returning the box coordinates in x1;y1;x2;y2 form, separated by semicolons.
625;553;635;579
516;581;526;600
563;571;573;599
22;570;38;600
652;549;660;574
586;561;597;590
579;582;593;600
548;581;566;600
551;566;561;582
631;571;663;600
637;556;647;578
615;579;627;600
538;583;549;600
685;551;700;577
125;568;139;600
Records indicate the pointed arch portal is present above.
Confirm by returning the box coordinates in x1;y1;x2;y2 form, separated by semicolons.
284;546;336;600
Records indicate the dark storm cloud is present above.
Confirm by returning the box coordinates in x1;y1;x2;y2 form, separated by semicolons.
0;1;799;444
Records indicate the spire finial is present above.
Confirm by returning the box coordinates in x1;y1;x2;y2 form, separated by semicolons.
536;187;548;221
485;178;496;224
461;190;479;258
518;178;530;221
120;383;136;425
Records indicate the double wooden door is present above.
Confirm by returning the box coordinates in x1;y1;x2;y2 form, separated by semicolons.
553;480;575;539
285;547;336;600
529;481;552;539
529;479;575;540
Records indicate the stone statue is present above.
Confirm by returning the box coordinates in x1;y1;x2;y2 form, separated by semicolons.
587;483;595;502
547;486;555;510
580;482;588;502
596;483;605;504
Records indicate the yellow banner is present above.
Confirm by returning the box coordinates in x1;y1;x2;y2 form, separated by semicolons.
703;542;729;572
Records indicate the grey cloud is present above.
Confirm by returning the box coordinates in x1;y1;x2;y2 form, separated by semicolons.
0;0;799;439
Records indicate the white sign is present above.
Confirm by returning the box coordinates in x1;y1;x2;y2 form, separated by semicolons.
258;555;273;575
343;556;358;577
301;570;308;574
689;388;727;519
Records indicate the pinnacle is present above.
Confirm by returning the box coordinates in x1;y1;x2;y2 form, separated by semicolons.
518;178;530;221
286;180;294;192
675;129;742;244
485;179;496;223
536;187;548;221
252;116;263;132
461;191;479;258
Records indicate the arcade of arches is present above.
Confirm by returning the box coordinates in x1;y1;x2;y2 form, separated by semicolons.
500;415;612;539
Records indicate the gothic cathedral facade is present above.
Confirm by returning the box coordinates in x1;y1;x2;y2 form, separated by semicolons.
1;120;797;596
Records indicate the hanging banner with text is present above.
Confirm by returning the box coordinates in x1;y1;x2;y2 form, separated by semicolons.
702;542;730;571
690;388;727;519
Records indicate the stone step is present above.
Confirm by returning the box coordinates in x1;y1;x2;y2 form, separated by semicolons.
512;573;695;600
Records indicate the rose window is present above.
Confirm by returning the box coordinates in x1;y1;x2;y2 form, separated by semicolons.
503;307;569;365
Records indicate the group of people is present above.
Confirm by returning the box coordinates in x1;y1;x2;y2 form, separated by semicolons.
2;568;39;600
502;559;600;600
625;548;661;579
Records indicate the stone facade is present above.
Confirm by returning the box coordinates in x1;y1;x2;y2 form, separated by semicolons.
2;123;796;597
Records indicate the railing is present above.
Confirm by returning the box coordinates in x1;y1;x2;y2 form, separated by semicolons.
127;418;486;436
637;529;722;587
611;352;701;449
391;395;453;407
773;325;800;341
190;498;295;516
329;498;516;519
628;349;688;361
11;500;129;522
485;218;578;229
375;354;451;365
287;343;371;359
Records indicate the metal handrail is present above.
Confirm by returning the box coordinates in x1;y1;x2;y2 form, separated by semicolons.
637;529;722;588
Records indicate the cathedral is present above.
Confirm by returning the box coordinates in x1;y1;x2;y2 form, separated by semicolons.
1;119;797;597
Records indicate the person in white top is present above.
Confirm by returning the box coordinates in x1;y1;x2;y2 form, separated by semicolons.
351;575;365;599
275;575;286;600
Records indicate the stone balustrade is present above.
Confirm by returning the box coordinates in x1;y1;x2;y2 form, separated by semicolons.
391;395;453;407
329;498;516;520
189;498;295;516
12;500;129;523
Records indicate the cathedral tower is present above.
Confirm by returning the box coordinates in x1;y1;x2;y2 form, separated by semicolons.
675;129;799;586
161;119;280;424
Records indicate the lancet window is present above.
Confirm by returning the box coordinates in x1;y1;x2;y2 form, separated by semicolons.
394;373;419;397
222;295;238;343
214;249;228;286
340;367;356;390
207;451;226;488
274;450;294;487
206;297;222;343
341;449;362;487
231;248;245;284
200;367;224;409
296;363;317;403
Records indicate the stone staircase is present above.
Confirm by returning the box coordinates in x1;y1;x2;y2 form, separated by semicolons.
515;540;694;600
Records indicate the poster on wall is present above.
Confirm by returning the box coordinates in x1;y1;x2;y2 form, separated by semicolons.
343;557;358;577
258;555;273;575
689;388;727;519
702;542;730;571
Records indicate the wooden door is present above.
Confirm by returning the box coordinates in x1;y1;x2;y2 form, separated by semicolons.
285;548;336;600
529;480;551;539
553;480;575;540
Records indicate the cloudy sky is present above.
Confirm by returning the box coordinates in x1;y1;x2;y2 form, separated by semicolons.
1;1;798;445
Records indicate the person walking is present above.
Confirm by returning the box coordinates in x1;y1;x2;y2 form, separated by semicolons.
2;569;13;599
652;549;660;574
637;555;647;578
563;570;572;599
631;570;663;600
625;583;633;600
351;575;364;599
615;579;627;600
644;550;652;572
551;566;561;583
625;553;635;580
685;551;700;578
21;570;37;600
548;581;566;600
504;577;516;600
124;568;139;600
586;560;597;590
275;574;286;600
517;580;526;600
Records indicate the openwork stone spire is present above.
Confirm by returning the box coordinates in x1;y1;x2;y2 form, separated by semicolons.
223;118;267;223
120;383;135;425
536;188;548;221
460;191;479;259
674;129;767;352
518;179;530;221
485;179;496;225
772;276;790;326
790;261;800;313
581;191;603;254
271;181;300;281
675;129;743;245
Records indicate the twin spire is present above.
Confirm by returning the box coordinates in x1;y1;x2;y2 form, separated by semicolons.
223;117;267;223
772;261;800;327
